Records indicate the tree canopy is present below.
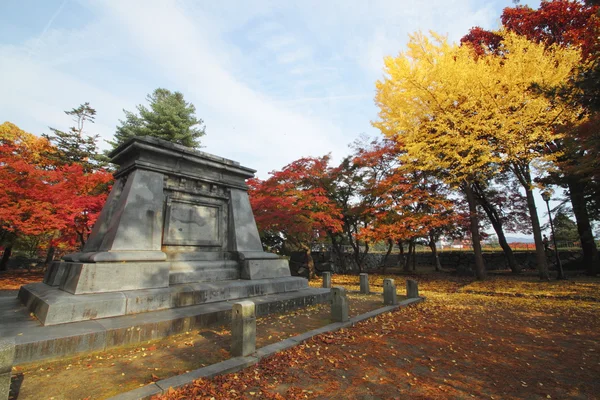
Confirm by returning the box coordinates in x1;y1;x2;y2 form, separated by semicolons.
111;88;206;149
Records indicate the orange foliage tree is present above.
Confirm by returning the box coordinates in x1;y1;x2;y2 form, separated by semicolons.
0;122;112;270
248;156;343;279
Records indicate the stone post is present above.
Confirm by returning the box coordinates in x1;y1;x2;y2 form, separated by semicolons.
383;278;398;305
322;272;332;288
331;287;349;322
359;273;369;294
0;338;15;400
231;300;256;357
406;279;419;298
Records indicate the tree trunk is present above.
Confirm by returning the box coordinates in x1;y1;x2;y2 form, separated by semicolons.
567;178;600;275
44;245;56;268
328;232;347;273
397;240;405;268
511;164;549;279
413;243;417;271
464;182;486;280
404;241;413;272
429;233;442;272
381;238;394;273
0;246;12;271
472;182;521;273
302;245;316;280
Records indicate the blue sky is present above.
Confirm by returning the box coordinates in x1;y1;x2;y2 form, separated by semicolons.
0;0;542;179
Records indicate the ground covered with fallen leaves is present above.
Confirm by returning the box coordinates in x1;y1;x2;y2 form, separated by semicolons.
156;272;600;400
0;269;44;290
6;288;383;399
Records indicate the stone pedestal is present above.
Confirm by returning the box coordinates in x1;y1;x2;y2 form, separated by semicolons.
383;279;398;305
359;273;370;294
231;301;256;357
20;137;302;326
331;287;349;322
322;272;332;288
407;279;419;298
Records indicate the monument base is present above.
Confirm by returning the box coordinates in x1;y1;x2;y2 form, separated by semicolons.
18;276;308;326
2;287;330;365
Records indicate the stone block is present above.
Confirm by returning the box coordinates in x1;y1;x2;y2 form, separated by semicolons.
0;338;15;400
18;283;127;326
322;272;331;288
59;262;170;294
359;273;370;294
383;278;398;305
108;383;162;400
231;301;256;357
407;279;419;298
241;258;290;280
331;287;349;322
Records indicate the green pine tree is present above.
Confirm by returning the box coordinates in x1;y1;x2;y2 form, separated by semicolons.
43;103;106;171
552;211;580;244
110;88;206;149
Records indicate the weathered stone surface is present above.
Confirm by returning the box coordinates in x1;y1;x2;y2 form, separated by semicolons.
0;338;15;400
19;277;309;326
18;283;127;325
241;259;290;280
359;273;370;294
108;383;162;400
59;262;170;294
331;287;349;322
21;136;299;326
231;301;256;357
322;272;331;288
383;278;398;305
3;288;330;365
407;279;419;298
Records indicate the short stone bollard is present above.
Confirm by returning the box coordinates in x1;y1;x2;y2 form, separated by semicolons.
0;338;15;400
331;287;349;322
406;279;419;298
231;300;256;357
322;272;332;288
359;273;370;294
383;278;398;305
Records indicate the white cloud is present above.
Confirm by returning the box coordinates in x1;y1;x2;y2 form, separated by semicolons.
97;0;342;177
1;0;542;178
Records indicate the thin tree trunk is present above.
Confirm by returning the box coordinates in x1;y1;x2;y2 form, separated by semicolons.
413;243;417;271
404;241;413;272
302;244;316;280
397;240;404;267
567;178;600;275
0;246;12;271
381;238;393;273
328;232;346;273
429;233;442;272
464;182;486;280
511;163;549;280
44;245;56;268
473;182;521;273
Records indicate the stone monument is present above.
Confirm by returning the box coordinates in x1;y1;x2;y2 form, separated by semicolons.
19;136;310;325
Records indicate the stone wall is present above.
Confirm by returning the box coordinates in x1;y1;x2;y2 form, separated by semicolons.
297;250;584;275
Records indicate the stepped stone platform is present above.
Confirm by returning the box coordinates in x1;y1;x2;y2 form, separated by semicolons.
0;287;329;365
18;277;309;326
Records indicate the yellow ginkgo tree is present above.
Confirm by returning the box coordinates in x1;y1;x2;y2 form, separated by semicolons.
373;31;582;280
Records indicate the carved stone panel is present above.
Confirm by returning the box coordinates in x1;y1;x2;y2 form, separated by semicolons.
163;197;223;246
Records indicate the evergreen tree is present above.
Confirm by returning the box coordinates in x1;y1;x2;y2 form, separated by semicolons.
552;211;580;244
43;103;105;171
110;88;206;149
